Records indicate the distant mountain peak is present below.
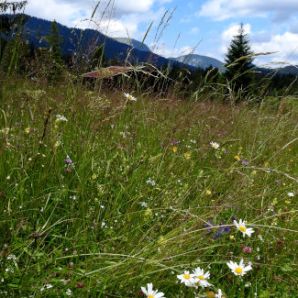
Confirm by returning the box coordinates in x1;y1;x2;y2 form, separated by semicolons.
114;37;151;52
171;54;225;72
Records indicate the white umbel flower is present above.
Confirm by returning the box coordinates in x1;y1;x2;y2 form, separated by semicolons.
66;288;72;296
227;259;252;276
192;267;211;288
210;141;220;149
233;219;254;237
215;289;223;298
177;271;196;287
124;92;137;101
55;114;68;122
141;283;165;298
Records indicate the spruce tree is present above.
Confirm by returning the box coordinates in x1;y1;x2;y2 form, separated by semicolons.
46;20;63;81
225;23;254;94
47;21;63;63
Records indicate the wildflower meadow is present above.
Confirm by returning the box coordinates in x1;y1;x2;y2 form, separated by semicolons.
0;78;297;297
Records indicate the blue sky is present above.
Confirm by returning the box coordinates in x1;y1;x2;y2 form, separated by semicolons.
26;0;298;66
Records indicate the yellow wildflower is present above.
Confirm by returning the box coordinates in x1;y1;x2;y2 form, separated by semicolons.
234;155;241;161
172;146;178;153
54;140;61;148
24;127;31;134
144;208;153;219
184;152;191;160
205;189;212;196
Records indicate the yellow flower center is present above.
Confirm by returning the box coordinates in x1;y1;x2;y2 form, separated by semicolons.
198;275;205;280
235;267;243;274
239;225;247;233
148;295;155;298
183;273;191;280
206;291;215;298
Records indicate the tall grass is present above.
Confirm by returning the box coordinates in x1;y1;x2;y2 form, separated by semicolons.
0;2;298;297
0;77;297;297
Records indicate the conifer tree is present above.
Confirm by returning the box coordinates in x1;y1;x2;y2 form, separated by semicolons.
46;20;63;81
225;23;254;94
47;20;63;64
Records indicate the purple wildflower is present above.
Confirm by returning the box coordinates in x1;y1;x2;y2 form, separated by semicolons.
213;225;231;239
64;155;73;165
204;220;214;234
242;246;253;254
241;159;250;166
64;155;74;174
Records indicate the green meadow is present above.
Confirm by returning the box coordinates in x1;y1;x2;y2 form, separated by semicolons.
0;78;297;297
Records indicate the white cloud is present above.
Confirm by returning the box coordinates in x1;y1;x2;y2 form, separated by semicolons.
48;0;156;15
222;23;251;43
198;0;298;21
219;24;298;66
221;23;251;55
157;0;173;4
252;32;298;65
26;0;84;27
25;0;168;38
94;19;138;37
152;43;194;58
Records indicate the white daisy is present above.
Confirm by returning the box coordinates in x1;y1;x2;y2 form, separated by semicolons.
210;141;220;149
192;267;211;287
215;289;223;298
177;271;196;287
227;259;252;276
124;92;137;101
40;284;53;291
287;192;295;197
55;114;68;122
141;283;165;298
233;219;254;237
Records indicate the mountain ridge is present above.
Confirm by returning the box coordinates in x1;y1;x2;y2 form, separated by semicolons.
2;14;298;76
113;37;151;52
3;14;193;70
